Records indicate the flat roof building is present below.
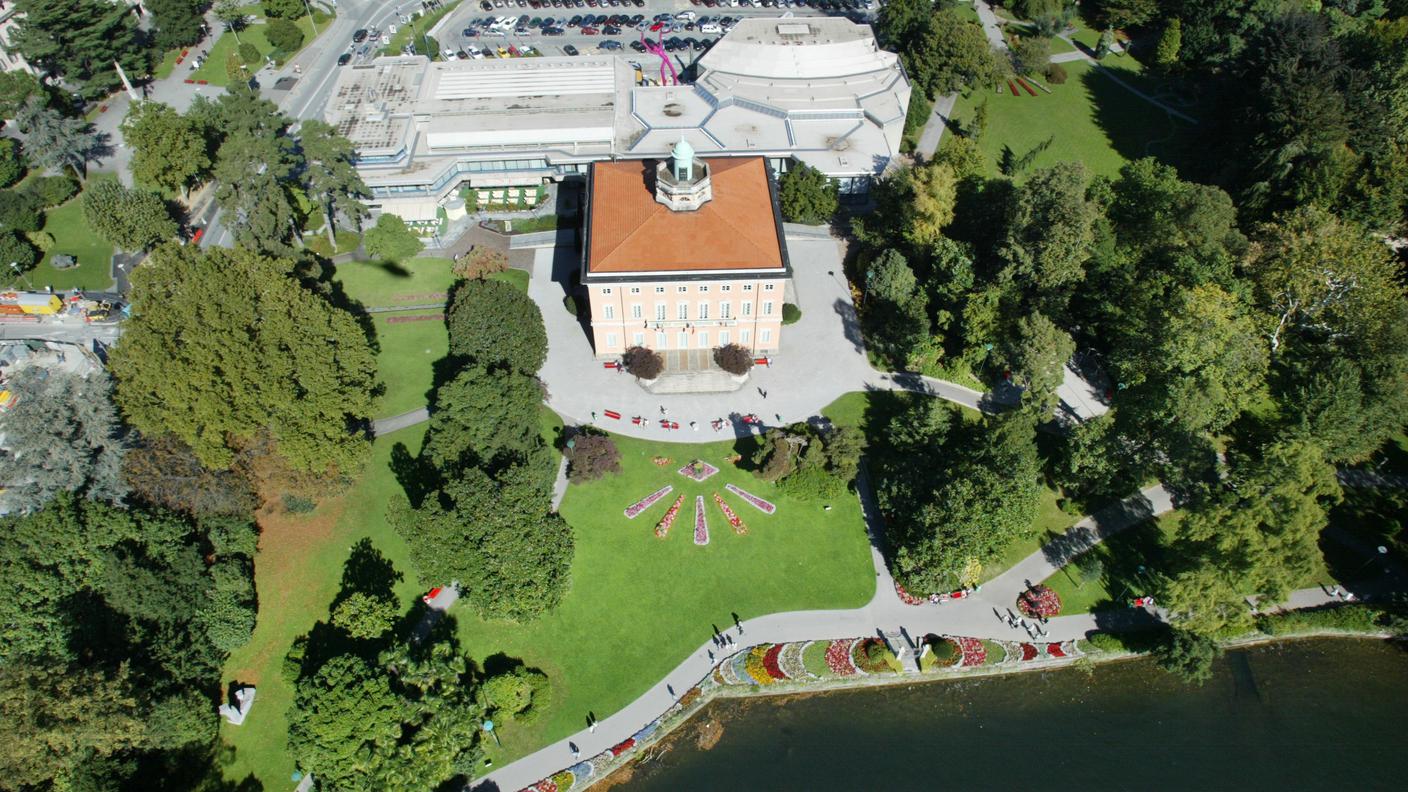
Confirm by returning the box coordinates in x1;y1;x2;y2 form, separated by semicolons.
323;17;910;222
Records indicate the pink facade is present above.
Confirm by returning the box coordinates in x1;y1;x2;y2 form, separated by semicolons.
587;276;786;356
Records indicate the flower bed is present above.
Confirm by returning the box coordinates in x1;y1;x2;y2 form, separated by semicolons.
762;643;787;681
693;495;709;545
677;459;720;481
956;636;987;667
1047;642;1066;658
625;485;673;519
1017;584;1063;618
725;483;776;514
923;635;961;669
744;645;776;685
894;581;925;605
609;738;635;757
1019;643;1038;661
551;770;575;790
569;761;593;780
982;640;1007;665
824;639;859;676
852;637;892;673
779;642;809;679
802;640;832;677
654;494;684;538
528;781;557;792
713;492;748;535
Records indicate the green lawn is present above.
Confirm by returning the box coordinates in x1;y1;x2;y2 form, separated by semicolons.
333;257;455;309
1042;512;1337;614
191;13;328;86
381;0;463;57
371;316;446;418
488;267;530;292
17;174;116;292
950;58;1190;180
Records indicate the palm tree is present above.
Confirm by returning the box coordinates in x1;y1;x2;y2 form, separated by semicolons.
14;97;110;182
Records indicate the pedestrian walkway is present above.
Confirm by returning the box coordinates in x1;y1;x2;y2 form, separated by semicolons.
476;476;1355;791
915;93;959;160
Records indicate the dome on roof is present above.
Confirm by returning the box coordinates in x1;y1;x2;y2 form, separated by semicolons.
671;137;695;166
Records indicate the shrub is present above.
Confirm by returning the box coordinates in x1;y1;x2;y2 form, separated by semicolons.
781;303;802;324
23;175;78;208
1086;628;1170;654
713;343;754;376
926;635;961;667
282;494;316;514
0;138;24;188
264;18;305;53
623;345;663;380
453;247;508;280
24;230;53;252
363;213;424;261
564;430;621;483
562;294;579;316
1255;603;1402;636
1045;62;1068;84
331;591;398;639
1155;629;1222;685
238;42;262;66
0;230;38;271
853;637;893;673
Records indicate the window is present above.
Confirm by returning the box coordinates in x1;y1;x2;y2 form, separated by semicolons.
743;284;754;292
603;304;615;319
698;285;709;292
677;331;688;348
656;332;667;348
677;303;688;320
763;301;774;316
698;332;709;348
633;332;644;346
698;302;709;320
764;284;776;291
601;288;613;295
761;329;772;344
631;304;642;319
655;286;665;293
677;285;688;293
630;287;641;294
720;302;731;319
607;333;618;348
741;329;751;344
655;303;666;321
720;330;730;346
720;285;731;292
742;302;752;316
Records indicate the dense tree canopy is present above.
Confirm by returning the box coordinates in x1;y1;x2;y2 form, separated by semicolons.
446;278;548;374
111;244;377;473
123;100;212;197
778;162;838;225
11;0;147;99
81;180;178;251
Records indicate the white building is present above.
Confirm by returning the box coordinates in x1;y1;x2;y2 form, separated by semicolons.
324;16;910;222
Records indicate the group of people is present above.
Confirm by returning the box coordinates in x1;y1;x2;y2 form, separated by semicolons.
995;607;1050;639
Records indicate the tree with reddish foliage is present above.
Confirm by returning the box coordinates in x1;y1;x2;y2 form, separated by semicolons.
563;430;621;484
622;345;663;380
712;343;754;376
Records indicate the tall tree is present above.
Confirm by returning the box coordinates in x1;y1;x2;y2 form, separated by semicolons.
147;0;208;50
777;162;839;225
298;120;370;244
998;162;1097;315
1163;439;1341;637
110;244;377;473
913;8;1005;97
122;101;211;197
13;97;109;180
11;0;147;98
0;367;125;515
214;0;251;45
423;365;544;474
81;180;178;251
213;128;303;256
1004;311;1075;412
446;278;548;375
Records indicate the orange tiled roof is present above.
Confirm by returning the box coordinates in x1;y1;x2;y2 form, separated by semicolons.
587;157;785;274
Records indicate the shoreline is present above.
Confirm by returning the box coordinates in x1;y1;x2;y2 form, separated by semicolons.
581;629;1392;791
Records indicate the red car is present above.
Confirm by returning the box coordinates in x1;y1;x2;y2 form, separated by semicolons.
649;20;665;31
581;25;599;34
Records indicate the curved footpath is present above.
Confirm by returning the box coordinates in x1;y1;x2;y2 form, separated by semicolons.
479;482;1347;791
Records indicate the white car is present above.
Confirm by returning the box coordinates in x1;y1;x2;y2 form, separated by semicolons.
675;10;697;21
700;22;720;33
470;47;486;59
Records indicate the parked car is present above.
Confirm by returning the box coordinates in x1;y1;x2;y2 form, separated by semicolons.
563;44;580;55
600;39;623;49
337;52;352;65
352;28;368;43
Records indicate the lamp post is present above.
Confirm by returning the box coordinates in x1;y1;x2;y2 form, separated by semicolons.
302;0;320;38
1356;545;1390;576
10;261;33;290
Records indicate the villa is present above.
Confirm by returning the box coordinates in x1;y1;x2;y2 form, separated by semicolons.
581;139;789;360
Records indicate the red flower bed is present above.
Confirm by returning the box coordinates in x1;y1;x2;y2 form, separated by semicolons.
1047;642;1065;658
527;781;556;792
763;643;787;680
1008;80;1019;96
956;636;987;667
655;494;684;538
610;738;635;757
1017;584;1063;618
894;581;924;606
713;492;748;535
1020;643;1038;661
824;639;858;675
1018;77;1038;96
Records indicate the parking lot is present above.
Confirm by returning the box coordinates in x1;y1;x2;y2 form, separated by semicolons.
384;0;879;76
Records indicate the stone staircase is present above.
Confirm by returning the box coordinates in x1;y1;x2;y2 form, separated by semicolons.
641;350;747;394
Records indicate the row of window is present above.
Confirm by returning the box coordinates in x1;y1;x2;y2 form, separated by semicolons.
600;284;775;295
602;301;772;321
604;328;772;350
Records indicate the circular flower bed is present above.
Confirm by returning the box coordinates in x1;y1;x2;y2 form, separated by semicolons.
1017;584;1062;618
852;637;892;673
924;635;961;667
824;639;859;676
955;636;987;667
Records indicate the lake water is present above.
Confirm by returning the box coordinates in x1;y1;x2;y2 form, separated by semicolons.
619;638;1407;791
